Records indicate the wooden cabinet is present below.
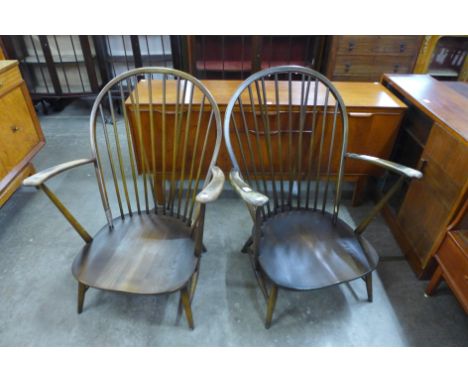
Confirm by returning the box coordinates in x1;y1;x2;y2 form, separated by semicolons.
126;79;406;205
426;199;468;313
414;36;468;81
0;60;45;207
381;74;468;276
187;36;326;79
326;36;423;82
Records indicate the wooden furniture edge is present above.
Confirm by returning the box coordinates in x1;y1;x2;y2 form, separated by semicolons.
0;163;36;207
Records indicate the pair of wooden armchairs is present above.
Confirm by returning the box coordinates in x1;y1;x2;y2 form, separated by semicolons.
23;66;422;329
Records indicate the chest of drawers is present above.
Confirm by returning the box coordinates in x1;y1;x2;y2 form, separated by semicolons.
326;36;423;82
0;60;45;206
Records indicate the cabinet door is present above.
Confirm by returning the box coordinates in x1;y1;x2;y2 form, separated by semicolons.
0;85;42;172
345;111;403;176
397;124;468;266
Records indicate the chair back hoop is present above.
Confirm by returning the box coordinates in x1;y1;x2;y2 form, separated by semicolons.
89;67;222;227
223;65;348;221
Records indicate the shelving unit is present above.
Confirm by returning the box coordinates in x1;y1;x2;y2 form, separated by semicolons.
99;35;175;78
413;35;468;81
1;35;102;98
0;35;179;102
187;36;326;79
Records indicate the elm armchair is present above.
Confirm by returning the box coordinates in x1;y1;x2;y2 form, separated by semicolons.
223;65;422;328
23;67;224;329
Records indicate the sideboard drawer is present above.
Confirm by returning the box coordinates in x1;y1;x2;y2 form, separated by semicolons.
334;55;415;78
337;36;421;56
0;86;41;171
437;231;468;306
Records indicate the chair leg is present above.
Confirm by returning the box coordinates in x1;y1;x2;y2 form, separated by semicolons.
365;273;373;302
241;236;253;253
77;282;88;314
189;268;200;302
265;284;278;329
180;286;194;330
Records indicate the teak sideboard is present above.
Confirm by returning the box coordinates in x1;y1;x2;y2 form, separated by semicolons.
0;60;45;207
125;79;407;205
381;74;468;277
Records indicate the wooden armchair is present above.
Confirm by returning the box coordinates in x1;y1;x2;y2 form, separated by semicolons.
223;65;422;328
23;67;224;329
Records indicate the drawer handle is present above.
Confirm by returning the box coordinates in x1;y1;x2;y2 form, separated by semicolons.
345;63;351;73
464;275;468;282
400;43;406;52
10;125;20;133
348;42;355;51
349;112;373;118
393;64;400;73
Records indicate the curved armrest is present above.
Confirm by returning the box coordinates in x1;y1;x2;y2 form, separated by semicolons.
23;158;96;187
195;166;225;204
346;153;422;179
229;170;269;207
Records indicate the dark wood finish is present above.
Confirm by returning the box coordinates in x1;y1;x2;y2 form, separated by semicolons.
222;67;417;327
38;36;62;95
326;36;423;82
425;199;468;314
72;214;197;294
258;211;378;290
382;74;468;276
0;60;45;207
79;35;100;93
130;35;143;68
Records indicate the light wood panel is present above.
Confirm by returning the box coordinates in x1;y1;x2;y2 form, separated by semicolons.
127;79;406;205
0;60;45;207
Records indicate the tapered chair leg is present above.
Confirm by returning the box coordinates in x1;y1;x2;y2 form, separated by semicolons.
77;282;88;314
241;236;253;253
180;286;194;330
265;284;278;329
365;273;373;302
189;268;200;301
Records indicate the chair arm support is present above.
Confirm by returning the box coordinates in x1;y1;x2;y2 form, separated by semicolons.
195;166;225;204
346;153;422;179
229;169;269;207
23;158;96;187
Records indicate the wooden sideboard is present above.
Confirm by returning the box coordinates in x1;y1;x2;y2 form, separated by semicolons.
126;79;407;205
325;36;423;82
425;198;468;313
0;60;45;207
381;74;468;277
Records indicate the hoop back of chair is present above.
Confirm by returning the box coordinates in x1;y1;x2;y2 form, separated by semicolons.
89;67;222;227
224;66;348;221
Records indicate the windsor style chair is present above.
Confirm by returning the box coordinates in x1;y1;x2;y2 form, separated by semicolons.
23;67;224;329
223;65;423;328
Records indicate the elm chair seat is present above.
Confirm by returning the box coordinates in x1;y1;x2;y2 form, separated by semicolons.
72;214;197;295
258;210;378;291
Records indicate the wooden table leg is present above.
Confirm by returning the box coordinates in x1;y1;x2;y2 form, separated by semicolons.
425;264;443;296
